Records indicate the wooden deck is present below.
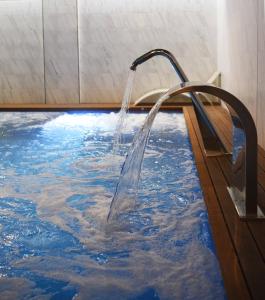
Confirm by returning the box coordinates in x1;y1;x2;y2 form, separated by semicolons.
183;106;265;300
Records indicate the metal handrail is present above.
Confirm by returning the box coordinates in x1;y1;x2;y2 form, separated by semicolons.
167;82;261;219
130;50;262;219
130;49;229;156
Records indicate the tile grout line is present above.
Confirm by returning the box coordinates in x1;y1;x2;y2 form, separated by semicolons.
41;0;47;104
256;0;258;130
76;0;81;104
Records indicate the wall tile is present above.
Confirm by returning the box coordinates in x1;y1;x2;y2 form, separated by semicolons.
0;0;44;104
257;0;265;148
43;0;79;104
218;0;265;149
78;0;217;103
0;0;217;105
218;0;258;120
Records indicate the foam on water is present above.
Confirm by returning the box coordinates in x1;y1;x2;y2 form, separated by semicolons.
108;88;173;221
0;111;226;300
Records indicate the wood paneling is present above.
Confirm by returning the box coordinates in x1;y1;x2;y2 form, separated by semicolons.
184;108;250;300
184;105;265;300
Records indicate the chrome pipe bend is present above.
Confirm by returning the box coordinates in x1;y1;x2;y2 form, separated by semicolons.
168;82;258;218
130;49;228;156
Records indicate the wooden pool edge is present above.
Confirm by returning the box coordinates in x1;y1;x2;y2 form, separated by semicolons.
0;103;184;111
183;106;265;300
0;101;221;111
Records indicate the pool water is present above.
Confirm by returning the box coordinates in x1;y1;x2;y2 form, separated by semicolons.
0;111;226;300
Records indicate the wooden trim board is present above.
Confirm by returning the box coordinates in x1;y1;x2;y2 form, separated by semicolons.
184;106;265;300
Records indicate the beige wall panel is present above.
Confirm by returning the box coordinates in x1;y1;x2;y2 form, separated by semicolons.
0;0;44;104
217;0;258;120
0;0;217;105
78;0;217;103
257;0;265;148
43;0;79;104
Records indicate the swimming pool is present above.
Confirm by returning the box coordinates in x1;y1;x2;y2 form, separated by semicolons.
0;111;226;299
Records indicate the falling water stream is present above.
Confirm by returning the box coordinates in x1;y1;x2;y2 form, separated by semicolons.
108;87;175;221
112;70;135;154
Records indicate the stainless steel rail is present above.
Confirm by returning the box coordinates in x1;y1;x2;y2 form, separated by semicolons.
168;82;263;220
130;49;229;156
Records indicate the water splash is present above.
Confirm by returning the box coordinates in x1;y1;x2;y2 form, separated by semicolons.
108;87;175;222
113;70;135;154
0;111;226;299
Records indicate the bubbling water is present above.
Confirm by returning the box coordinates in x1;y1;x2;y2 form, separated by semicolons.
0;111;226;299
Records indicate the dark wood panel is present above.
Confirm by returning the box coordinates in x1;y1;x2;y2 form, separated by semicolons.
205;107;265;264
185;106;265;300
187;107;265;298
184;108;251;300
216;154;265;260
207;158;265;300
0;103;183;111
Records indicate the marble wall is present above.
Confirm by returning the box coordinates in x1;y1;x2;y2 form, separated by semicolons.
0;0;217;104
257;0;265;148
217;0;258;119
78;0;217;103
0;0;45;103
218;0;265;149
43;0;79;104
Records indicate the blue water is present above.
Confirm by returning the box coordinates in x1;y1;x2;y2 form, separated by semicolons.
0;111;226;299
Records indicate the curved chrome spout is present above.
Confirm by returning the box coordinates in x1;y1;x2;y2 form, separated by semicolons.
131;49;229;156
130;49;187;82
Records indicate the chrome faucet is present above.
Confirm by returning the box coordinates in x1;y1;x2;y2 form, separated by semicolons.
130;49;229;156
